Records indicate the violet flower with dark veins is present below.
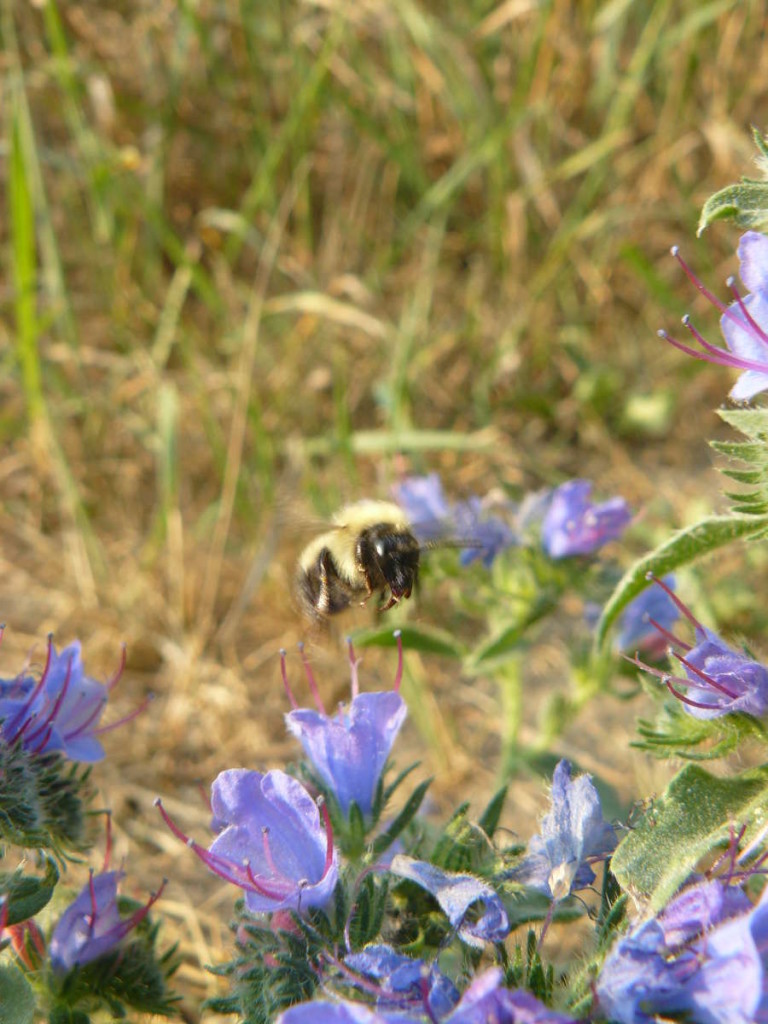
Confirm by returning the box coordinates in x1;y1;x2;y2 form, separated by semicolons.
156;768;339;915
283;635;407;820
660;231;768;400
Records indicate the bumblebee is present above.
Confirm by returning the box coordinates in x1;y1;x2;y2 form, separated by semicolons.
296;500;421;622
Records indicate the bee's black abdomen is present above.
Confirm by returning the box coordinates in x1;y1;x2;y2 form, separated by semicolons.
297;547;362;620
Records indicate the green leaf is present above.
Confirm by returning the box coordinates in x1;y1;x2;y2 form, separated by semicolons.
370;779;431;859
595;514;768;650
0;860;57;924
698;180;768;235
0;965;35;1024
611;763;768;910
353;623;464;659
477;786;507;839
502;888;584;930
698;127;768;234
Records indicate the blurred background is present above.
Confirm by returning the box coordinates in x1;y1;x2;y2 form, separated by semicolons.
2;0;768;1017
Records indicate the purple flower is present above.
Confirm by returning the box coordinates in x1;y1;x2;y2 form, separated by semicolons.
156;768;339;916
277;1001;409;1024
343;943;459;1018
0;638;136;762
597;878;768;1024
512;760;616;901
630;577;768;719
283;637;407;819
660;232;768;400
540;480;630;559
615;575;680;655
392;474;451;542
392;474;517;567
452;497;518;568
48;870;164;974
388;854;510;948
443;968;578;1024
276;968;577;1024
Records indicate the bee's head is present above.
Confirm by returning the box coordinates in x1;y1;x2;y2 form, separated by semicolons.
357;524;420;603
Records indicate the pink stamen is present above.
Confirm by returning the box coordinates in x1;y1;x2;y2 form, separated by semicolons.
23;652;74;747
92;693;153;736
280;650;299;710
244;861;290;901
298;643;327;715
261;826;281;878
346;637;360;700
624;654;700;693
648;617;692;653
107;644;127;692
5;637;56;741
726;277;768;349
645;573;704;632
127;878;166;930
154;799;287;900
29;724;54;755
664;677;722;711
0;897;7;933
87;870;98;936
672;650;741;701
658;328;753;370
671;246;728;313
63;696;108;742
393;630;403;693
682;316;768;373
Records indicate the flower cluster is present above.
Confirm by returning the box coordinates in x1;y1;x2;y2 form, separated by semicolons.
156;638;623;1022
0;633;174;1020
597;875;768;1024
0;635;141;762
394;474;631;565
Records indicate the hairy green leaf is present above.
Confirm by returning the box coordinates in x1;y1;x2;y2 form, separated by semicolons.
698;129;768;234
612;763;768;910
0;965;35;1024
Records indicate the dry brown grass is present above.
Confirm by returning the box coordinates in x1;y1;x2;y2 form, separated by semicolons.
3;0;768;1017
